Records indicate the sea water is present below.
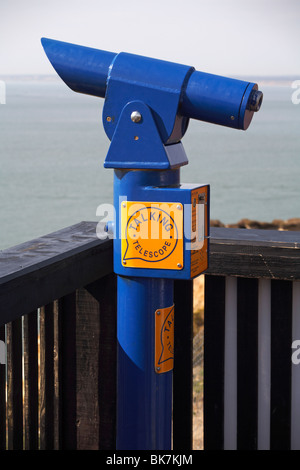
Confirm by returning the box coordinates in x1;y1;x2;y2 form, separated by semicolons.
0;79;299;250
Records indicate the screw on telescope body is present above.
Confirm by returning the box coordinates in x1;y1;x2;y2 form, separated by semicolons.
247;90;263;112
131;111;142;123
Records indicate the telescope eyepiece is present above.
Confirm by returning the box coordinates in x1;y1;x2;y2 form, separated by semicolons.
247;89;263;112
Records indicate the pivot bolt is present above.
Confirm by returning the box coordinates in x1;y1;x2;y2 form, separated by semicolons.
131;111;142;123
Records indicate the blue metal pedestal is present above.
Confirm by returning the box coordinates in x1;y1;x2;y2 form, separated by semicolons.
117;276;174;450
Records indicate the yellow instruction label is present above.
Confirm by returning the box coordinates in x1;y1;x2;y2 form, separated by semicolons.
190;187;209;278
155;305;174;374
121;201;183;270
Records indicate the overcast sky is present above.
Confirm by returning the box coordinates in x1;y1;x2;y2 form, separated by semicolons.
0;0;299;77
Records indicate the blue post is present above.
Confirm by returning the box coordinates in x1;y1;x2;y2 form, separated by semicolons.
41;37;263;450
117;276;173;450
114;168;178;449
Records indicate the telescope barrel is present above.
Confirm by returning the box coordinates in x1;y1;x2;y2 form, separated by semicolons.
181;71;261;130
41;37;262;131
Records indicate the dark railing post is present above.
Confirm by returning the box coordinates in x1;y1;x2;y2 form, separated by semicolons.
85;274;117;450
23;310;39;450
236;278;259;450
0;325;5;450
6;319;23;450
173;279;194;450
204;275;226;450
39;303;59;450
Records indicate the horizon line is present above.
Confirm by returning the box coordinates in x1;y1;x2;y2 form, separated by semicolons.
0;74;298;86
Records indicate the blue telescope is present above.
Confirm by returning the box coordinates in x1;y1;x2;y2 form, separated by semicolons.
41;38;262;143
41;37;263;450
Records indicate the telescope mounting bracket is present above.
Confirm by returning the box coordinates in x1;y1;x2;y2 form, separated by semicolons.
103;100;188;170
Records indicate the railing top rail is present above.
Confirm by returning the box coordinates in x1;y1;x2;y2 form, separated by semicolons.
0;221;109;283
207;227;300;280
210;227;300;248
0;223;299;326
0;221;112;326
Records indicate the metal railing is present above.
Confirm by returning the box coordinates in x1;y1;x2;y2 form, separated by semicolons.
0;222;299;449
